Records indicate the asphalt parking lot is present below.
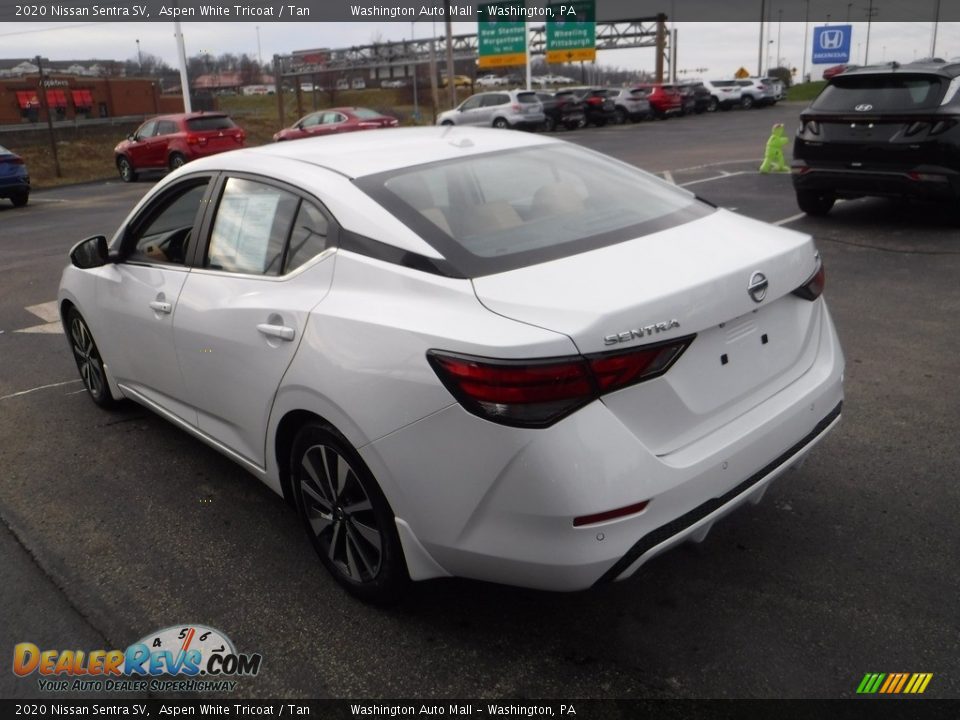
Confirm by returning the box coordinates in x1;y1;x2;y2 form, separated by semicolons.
1;104;958;700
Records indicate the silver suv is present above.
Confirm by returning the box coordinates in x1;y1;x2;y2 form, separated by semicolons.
736;78;777;108
700;80;743;111
437;90;545;129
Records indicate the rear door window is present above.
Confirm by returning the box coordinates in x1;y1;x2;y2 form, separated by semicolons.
186;116;236;132
813;75;945;111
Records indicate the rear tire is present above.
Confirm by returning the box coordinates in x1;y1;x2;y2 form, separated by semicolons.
614;107;628;125
543;115;556;132
117;156;137;183
440;120;454;126
168;152;186;171
796;190;836;216
10;191;28;207
492;117;510;129
706;97;719;112
291;422;409;604
741;95;755;110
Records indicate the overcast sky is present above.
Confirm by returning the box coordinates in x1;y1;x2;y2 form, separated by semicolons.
1;21;957;80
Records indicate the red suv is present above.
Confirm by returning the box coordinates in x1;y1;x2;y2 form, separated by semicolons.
114;112;246;182
635;84;683;118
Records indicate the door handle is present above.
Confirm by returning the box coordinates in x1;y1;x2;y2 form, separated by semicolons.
149;301;172;314
256;323;295;342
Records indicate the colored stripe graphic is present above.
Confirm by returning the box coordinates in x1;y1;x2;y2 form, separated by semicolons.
857;672;932;694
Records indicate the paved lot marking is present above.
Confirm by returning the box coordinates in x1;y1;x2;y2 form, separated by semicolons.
0;379;80;401
662;170;675;184
679;171;753;188
16;301;62;334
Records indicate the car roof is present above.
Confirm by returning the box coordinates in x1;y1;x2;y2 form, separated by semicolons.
191;126;558;179
842;60;960;78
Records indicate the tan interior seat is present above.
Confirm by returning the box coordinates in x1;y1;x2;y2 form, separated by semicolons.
530;182;586;219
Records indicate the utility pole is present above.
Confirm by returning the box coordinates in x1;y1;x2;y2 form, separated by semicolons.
410;22;419;121
444;1;456;108
34;56;61;178
776;9;782;71
136;39;142;72
757;0;766;78
864;0;877;65
174;21;192;113
801;0;810;82
931;0;942;57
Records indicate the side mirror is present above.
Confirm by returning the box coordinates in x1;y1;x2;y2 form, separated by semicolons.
127;133;137;142
69;235;111;269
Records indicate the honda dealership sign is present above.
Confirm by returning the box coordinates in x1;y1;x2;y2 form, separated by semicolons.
811;24;852;64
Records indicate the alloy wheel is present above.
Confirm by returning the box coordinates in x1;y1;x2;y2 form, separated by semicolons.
69;313;106;402
299;443;383;583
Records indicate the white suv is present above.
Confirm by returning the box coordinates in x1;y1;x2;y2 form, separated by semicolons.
700;80;743;111
476;74;508;88
736;78;777;108
436;90;545;129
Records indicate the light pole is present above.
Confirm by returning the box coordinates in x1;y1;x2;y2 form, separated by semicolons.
136;38;142;72
801;0;810;83
776;9;782;73
931;0;942;57
864;0;877;65
256;26;262;67
757;0;765;78
411;21;419;121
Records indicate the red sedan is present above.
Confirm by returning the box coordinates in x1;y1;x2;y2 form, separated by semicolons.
273;107;399;142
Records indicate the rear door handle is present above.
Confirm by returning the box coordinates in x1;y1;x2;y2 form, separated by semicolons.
148;301;172;314
256;323;295;342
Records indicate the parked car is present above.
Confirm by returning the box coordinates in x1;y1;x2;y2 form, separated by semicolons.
0;144;29;207
793;60;960;216
701;80;743;111
59;127;844;602
440;75;473;88
351;78;367;90
761;77;786;101
114;113;246;183
603;88;652;123
535;91;587;131
679;82;713;113
535;74;575;86
665;83;698;115
273;107;399;142
634;83;684;118
736;78;776;108
554;87;616;126
476;74;508;88
437;90;544;129
381;79;407;89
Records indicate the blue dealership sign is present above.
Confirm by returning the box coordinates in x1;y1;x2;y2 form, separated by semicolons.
812;25;852;64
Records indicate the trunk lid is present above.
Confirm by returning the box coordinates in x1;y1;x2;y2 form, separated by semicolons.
472;210;823;453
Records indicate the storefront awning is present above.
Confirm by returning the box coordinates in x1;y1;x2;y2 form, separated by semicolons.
46;89;68;108
71;89;94;107
15;90;40;109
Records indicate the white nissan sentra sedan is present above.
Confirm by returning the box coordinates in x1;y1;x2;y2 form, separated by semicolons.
59;127;843;602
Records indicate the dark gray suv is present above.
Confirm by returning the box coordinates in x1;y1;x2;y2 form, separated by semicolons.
792;60;960;217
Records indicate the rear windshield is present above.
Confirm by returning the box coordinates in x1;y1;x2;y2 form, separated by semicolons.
711;80;738;87
352;107;384;119
356;144;711;277
186;115;237;131
516;92;539;104
813;75;945;111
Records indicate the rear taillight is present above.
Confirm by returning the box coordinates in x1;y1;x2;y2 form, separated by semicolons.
2;156;24;165
930;119;957;136
186;134;206;145
587;96;603;106
803;120;821;136
428;336;694;428
905;121;928;137
792;257;825;301
511;103;521;111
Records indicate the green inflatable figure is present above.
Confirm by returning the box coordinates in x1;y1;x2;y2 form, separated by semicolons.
759;123;790;173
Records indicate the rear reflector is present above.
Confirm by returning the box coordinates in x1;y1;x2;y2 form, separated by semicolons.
428;336;694;428
2;156;24;165
574;500;649;527
792;257;825;301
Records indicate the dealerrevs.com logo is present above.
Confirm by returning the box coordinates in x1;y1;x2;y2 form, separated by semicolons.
13;624;262;693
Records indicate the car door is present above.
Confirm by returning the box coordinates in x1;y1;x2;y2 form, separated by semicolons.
94;174;216;425
297;112;322;138
126;120;157;170
172;174;336;468
313;111;347;135
455;95;484;125
152;119;178;167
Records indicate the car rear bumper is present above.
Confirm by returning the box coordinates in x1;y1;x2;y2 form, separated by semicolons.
362;299;845;591
0;173;29;196
792;162;960;201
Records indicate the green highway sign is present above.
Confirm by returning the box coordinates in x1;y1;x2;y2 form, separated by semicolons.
477;2;527;68
546;0;596;63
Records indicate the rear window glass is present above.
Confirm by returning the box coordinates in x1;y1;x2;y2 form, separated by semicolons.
813;75;945;111
356;144;711;277
352;107;383;119
517;92;538;104
186;115;237;131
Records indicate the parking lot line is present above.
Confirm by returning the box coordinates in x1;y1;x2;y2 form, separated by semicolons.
679;171;752;187
0;380;81;401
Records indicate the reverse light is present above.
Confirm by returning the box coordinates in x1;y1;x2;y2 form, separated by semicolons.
427;336;694;428
792;257;826;301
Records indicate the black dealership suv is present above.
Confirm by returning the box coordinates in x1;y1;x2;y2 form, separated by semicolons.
792;60;960;216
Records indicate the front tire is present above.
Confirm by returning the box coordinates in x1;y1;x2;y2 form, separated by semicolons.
543;115;556;132
66;308;116;409
291;422;408;604
796;190;836;216
117;156;137;183
740;95;755;110
168;153;186;171
492;117;510;129
614;107;628;125
706;97;719;112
